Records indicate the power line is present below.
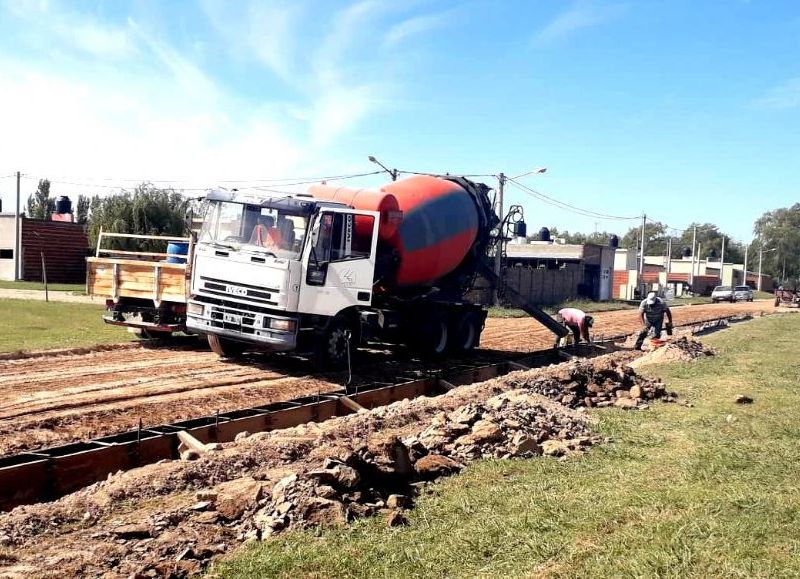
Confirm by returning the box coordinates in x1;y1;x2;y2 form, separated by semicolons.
506;178;640;221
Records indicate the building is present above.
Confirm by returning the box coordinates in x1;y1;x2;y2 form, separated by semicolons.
0;214;88;283
612;248;773;299
469;240;617;305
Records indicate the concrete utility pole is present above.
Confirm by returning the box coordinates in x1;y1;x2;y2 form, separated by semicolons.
689;225;697;288
14;171;21;281
666;237;672;275
719;236;726;283
637;214;646;293
493;173;506;305
757;241;764;291
743;242;749;286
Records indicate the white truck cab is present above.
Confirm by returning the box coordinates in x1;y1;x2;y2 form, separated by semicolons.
186;189;380;360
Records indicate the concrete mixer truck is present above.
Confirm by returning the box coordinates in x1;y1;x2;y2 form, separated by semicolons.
186;174;567;364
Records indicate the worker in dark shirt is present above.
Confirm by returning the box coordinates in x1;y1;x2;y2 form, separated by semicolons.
634;291;674;350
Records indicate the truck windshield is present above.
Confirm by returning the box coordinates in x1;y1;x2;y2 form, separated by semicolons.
199;200;308;260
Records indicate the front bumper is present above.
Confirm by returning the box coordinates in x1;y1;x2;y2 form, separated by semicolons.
186;299;297;351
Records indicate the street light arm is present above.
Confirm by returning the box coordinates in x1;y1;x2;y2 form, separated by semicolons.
509;167;547;180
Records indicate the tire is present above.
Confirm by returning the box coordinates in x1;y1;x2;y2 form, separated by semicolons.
448;312;482;354
208;334;246;358
315;317;353;368
414;315;449;357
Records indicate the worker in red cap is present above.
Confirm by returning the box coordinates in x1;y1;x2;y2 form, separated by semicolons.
557;307;594;345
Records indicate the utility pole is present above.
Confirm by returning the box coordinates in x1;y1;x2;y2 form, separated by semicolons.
743;243;749;287
14;171;21;281
689;225;697;289
637;214;646;294
719;236;726;284
493;173;506;305
757;241;764;292
666;236;672;275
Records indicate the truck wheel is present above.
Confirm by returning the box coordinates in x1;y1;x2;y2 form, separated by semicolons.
208;334;246;358
415;316;449;357
315;317;353;368
449;312;482;353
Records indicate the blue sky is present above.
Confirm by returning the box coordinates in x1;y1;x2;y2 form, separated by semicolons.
0;0;798;241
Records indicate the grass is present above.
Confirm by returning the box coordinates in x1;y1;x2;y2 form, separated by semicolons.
489;300;636;318
0;280;86;292
213;314;800;578
0;299;132;352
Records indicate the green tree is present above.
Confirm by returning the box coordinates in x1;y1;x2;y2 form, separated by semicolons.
754;204;800;285
87;184;190;252
676;223;745;264
75;194;90;225
620;221;670;256
26;179;55;219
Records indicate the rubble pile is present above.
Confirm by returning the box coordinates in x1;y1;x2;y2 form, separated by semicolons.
628;336;714;368
238;388;597;541
505;358;676;409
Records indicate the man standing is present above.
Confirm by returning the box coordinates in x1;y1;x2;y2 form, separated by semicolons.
634;291;673;350
557;307;594;345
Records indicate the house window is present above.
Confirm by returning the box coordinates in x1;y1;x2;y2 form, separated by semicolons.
0;249;12;259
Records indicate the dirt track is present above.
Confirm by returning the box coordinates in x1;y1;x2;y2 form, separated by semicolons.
0;300;776;456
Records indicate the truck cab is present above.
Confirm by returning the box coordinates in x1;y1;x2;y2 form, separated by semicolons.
186;189;379;360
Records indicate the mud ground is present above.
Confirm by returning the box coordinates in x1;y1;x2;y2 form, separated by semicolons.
0;300;774;456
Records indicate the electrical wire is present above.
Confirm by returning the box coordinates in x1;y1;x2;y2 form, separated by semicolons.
506;178;641;221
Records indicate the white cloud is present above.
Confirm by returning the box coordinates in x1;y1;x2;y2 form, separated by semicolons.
0;0;447;202
533;1;625;46
384;11;451;48
199;0;300;81
754;78;800;110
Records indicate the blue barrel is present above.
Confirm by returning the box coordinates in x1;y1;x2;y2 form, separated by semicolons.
166;242;189;264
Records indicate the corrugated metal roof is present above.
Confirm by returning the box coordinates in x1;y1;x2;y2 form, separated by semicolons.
505;243;584;260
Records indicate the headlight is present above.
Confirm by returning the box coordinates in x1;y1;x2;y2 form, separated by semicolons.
188;302;204;316
269;318;297;332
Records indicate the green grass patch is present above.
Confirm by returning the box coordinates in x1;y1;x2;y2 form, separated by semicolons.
0;299;132;352
0;280;86;292
214;315;800;578
488;300;635;318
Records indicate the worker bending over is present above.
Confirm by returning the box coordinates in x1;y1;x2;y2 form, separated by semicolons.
634;291;673;350
557;307;594;345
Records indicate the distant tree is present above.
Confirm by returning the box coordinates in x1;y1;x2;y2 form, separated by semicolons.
75;194;90;225
754;204;800;284
26;179;55;219
87;183;190;251
620;221;669;256
676;223;745;263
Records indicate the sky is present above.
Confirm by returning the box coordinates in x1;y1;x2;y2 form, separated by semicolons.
0;0;798;242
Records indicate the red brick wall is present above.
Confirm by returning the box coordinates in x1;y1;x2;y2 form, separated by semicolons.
21;219;88;283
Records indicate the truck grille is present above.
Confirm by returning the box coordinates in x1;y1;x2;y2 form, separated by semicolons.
199;276;279;306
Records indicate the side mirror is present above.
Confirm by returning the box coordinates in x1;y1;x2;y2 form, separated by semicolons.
306;261;329;286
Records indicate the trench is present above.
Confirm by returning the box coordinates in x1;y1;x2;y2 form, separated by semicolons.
0;313;756;512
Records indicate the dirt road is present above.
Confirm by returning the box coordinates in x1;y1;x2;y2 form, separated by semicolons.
0;300;776;455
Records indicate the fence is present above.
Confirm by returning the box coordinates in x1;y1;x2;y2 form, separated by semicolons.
467;263;583;306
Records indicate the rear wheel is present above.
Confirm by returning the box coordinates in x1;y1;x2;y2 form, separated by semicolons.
448;311;482;354
414;315;449;357
208;334;246;358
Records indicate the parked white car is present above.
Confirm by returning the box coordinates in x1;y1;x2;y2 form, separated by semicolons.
734;285;754;302
711;286;734;303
